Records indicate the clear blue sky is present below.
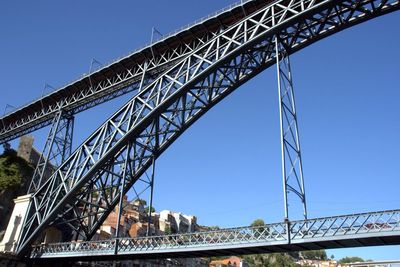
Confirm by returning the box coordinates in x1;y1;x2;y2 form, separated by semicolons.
1;0;399;260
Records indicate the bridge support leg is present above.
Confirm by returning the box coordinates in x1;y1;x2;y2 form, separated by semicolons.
114;144;132;255
146;155;156;236
14;110;74;252
28;110;74;193
275;37;307;221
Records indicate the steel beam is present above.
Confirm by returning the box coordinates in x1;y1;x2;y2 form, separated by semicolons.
146;156;156;236
114;144;131;255
275;38;307;221
0;0;266;145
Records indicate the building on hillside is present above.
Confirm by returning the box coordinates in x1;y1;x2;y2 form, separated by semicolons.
93;257;209;267
92;200;207;267
296;259;343;267
159;210;197;233
10;137;207;266
209;256;249;267
14;136;199;241
1;136;208;267
17;135;39;164
95;200;198;239
17;135;56;180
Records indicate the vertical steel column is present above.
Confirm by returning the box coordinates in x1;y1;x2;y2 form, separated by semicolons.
146;117;159;236
28;110;74;193
275;37;307;221
146;156;156;236
115;144;131;255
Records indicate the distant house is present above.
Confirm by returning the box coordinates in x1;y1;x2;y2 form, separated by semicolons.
210;256;249;267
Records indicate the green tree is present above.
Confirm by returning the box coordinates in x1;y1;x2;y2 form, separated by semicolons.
271;253;299;267
301;250;328;260
250;219;268;238
0;149;33;191
242;255;255;266
134;198;157;214
135;198;147;206
243;253;300;267
144;206;155;213
164;226;172;235
338;257;364;264
251;219;266;227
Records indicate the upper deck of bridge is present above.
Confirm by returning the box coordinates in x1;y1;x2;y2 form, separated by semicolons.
0;0;270;144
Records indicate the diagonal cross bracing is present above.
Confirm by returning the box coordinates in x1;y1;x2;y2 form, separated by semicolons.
0;1;270;145
17;0;400;255
28;110;74;194
275;38;307;220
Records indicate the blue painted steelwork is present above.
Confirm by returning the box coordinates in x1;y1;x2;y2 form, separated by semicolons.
0;0;267;145
15;0;400;256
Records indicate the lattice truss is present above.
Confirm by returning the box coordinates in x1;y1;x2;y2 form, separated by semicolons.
30;209;400;257
290;209;400;240
18;0;400;255
0;23;226;144
28;110;74;193
275;39;307;219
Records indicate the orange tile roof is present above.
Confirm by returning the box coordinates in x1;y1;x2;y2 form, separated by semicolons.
210;259;233;265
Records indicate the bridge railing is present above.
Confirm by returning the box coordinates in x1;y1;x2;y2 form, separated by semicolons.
31;222;288;255
30;209;400;257
290;209;400;241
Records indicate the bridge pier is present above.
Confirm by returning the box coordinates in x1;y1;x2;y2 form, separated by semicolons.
28;110;74;194
146;155;156;236
275;36;307;221
0;110;75;254
0;195;31;253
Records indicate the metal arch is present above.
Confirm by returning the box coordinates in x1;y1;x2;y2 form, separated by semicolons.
275;38;307;220
28;110;74;194
17;0;400;255
0;57;175;144
0;0;257;145
0;33;222;144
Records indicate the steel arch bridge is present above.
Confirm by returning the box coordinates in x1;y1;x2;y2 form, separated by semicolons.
0;0;398;258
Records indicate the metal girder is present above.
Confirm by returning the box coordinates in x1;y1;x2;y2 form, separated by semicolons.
114;144;130;245
30;209;400;259
0;0;268;145
28;110;74;194
146;156;156;236
0;33;220;145
275;38;307;220
17;0;400;255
